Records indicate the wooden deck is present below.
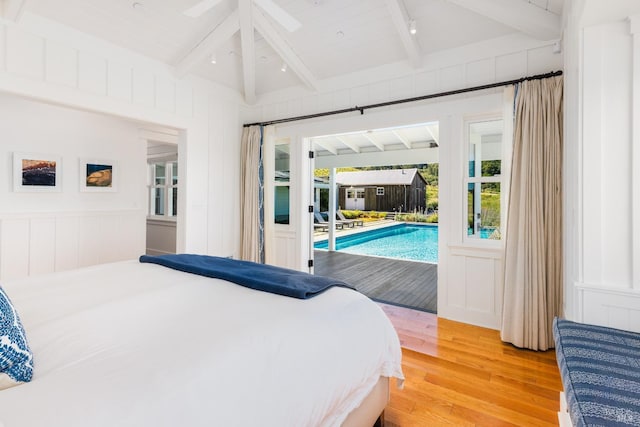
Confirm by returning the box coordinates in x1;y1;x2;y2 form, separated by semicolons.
313;250;437;313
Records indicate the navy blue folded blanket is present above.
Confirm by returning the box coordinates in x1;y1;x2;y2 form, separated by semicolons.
139;254;355;299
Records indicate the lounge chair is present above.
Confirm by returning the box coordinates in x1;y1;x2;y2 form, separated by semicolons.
338;210;364;227
314;211;344;230
313;223;329;232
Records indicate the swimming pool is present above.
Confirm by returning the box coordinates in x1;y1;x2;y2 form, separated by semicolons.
314;223;438;263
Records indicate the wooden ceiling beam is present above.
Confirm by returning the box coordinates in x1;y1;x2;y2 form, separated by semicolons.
363;134;385;151
447;0;561;40
3;0;26;22
312;139;338;155
253;8;317;91
336;136;361;154
384;0;422;68
425;125;439;146
392;130;412;149
238;0;256;104
175;9;239;78
253;0;301;32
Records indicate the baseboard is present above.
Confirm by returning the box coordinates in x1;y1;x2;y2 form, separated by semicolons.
145;248;175;256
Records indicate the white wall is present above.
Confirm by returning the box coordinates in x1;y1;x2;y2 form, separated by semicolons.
0;12;243;280
563;0;640;332
249;36;562;329
0;94;146;279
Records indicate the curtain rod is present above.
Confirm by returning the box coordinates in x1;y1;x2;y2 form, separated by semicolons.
243;70;563;128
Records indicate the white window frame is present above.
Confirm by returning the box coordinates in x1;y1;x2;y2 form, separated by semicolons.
274;141;291;227
463;116;505;246
376;187;384;196
148;159;178;220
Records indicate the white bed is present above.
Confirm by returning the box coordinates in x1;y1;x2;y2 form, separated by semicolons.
0;259;403;427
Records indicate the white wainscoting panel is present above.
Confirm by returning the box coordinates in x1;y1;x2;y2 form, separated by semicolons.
133;68;155;108
390;75;414;101
495;51;527;81
528;45;563;75
29;217;56;276
273;230;298;270
175;81;194;118
369;79;392;104
0;211;145;281
414;70;439;95
45;40;77;87
78;215;101;267
577;285;640;333
78;50;107;95
0;25;5;71
440;64;465;91
6;26;44;80
0;218;30;281
465;256;496;312
155;75;176;113
441;246;504;329
107;61;133;102
55;216;79;272
466;58;495;86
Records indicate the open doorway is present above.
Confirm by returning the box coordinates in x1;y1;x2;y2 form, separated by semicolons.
145;141;178;255
310;122;439;313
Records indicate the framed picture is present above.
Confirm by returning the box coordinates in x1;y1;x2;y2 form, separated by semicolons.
13;152;62;192
80;159;117;192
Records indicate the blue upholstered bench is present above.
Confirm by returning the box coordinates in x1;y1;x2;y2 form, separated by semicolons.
553;318;640;427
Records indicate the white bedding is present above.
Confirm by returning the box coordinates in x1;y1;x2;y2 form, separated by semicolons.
0;260;403;427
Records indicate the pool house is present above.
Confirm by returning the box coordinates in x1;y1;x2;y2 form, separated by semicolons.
336;168;428;213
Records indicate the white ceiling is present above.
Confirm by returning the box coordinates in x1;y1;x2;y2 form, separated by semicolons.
312;122;439;158
16;0;565;103
310;117;504;160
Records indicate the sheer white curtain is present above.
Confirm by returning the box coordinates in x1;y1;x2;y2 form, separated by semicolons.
501;76;564;351
239;125;264;263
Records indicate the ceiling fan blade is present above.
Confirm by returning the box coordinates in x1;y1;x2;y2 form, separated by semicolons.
182;0;225;18
253;0;301;32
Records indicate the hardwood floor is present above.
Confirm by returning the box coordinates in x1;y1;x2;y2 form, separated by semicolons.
378;303;563;426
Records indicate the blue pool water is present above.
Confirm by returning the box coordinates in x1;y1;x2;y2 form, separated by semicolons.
314;223;439;263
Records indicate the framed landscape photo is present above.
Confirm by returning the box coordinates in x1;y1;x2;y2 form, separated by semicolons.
13;152;62;192
80;159;117;192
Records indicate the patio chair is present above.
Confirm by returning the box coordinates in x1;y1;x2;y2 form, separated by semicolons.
314;211;344;230
338;210;364;227
313;222;329;232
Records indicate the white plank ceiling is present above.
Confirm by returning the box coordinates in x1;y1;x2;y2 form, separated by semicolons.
11;0;564;103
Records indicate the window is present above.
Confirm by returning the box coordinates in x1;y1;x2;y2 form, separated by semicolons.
376;187;384;196
274;142;290;225
149;160;178;218
465;119;503;240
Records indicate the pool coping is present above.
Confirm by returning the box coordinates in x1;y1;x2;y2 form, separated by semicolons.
313;220;437;242
313;219;396;242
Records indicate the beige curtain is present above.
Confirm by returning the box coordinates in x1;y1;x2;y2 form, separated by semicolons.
239;125;263;263
500;76;563;351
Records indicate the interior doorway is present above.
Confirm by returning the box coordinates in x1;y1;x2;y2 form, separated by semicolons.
145;141;178;255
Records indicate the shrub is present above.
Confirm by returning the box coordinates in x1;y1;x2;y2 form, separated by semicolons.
366;211;386;219
341;210;363;219
396;213;433;223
